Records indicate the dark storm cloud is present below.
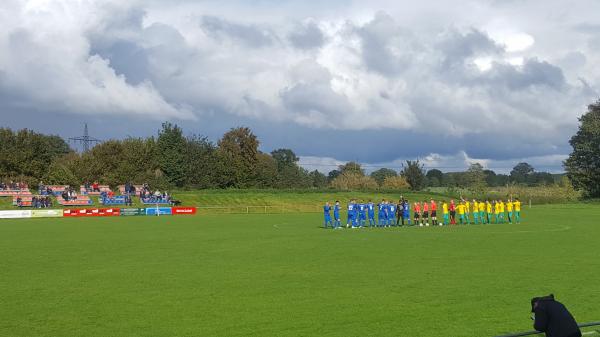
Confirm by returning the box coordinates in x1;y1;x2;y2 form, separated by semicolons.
356;11;417;76
436;28;503;68
288;21;325;50
200;15;276;48
486;58;566;90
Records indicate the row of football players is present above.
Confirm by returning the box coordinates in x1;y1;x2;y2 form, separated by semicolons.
323;198;522;228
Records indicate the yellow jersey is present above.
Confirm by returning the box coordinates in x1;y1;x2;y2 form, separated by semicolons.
514;201;521;211
494;203;500;214
457;204;465;215
472;202;479;212
486;202;492;213
479;202;485;212
442;203;449;214
465;201;470;212
506;202;513;212
499;202;505;213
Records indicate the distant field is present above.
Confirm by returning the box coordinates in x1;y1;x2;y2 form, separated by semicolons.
1;204;599;336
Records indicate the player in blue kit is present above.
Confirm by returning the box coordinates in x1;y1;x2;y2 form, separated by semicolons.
377;199;386;227
402;199;410;226
333;201;341;228
358;202;367;227
388;202;397;226
324;202;333;228
367;200;376;227
346;199;358;228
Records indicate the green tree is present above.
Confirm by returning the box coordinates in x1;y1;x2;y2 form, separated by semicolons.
327;169;341;182
510;162;534;184
271;148;308;188
309;170;328;188
254;153;279;188
565;101;600;197
465;163;487;195
271;149;299;170
400;160;426;191
0;128;70;184
338;162;364;176
426;169;443;187
156;122;187;187
217;127;259;188
184;135;219;188
370;168;397;186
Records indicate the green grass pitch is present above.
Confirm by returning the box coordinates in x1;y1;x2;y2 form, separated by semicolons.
1;204;599;337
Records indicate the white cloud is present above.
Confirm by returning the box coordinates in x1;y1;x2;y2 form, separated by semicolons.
1;0;599;167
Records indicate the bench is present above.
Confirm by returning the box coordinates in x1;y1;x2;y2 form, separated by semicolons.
44;185;69;196
80;185;112;196
57;195;93;206
141;197;172;205
12;195;51;207
99;195;131;206
0;190;32;197
118;185;144;195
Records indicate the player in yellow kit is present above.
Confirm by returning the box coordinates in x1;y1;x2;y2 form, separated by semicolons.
486;200;492;224
479;200;486;224
514;198;522;223
472;199;479;224
506;199;514;223
493;201;500;223
457;202;466;224
498;200;505;223
442;200;449;225
464;199;471;224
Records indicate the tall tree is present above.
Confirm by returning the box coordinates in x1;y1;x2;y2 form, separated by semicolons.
565;100;600;197
156;122;187;187
184;135;219;188
426;169;443;187
309;170;328;188
327;169;341;182
217;127;259;188
370;168;397;186
510;162;535;184
400;160;426;191
465;163;487;195
338;162;364;176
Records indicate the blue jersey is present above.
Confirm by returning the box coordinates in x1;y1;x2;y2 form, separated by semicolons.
347;203;355;217
358;204;366;215
367;203;375;216
378;203;385;214
334;205;340;216
403;202;410;214
324;205;331;215
389;204;396;217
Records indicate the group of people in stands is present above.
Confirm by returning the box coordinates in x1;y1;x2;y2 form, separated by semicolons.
60;186;78;201
100;190;133;206
17;196;52;208
0;181;28;191
38;181;54;195
4;179;176;207
83;181;102;193
139;183;170;203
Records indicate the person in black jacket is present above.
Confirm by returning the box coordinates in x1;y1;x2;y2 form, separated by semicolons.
531;294;581;337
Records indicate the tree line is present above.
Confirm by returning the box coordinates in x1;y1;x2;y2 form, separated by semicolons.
1;98;599;198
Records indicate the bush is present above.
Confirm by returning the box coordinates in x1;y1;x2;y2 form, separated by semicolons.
329;172;378;190
382;176;410;190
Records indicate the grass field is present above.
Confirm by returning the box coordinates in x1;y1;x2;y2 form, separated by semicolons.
1;204;599;336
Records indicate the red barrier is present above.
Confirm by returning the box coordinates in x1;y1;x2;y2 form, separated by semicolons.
63;208;121;217
172;207;197;215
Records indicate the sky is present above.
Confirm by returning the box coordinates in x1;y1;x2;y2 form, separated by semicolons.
1;0;599;173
